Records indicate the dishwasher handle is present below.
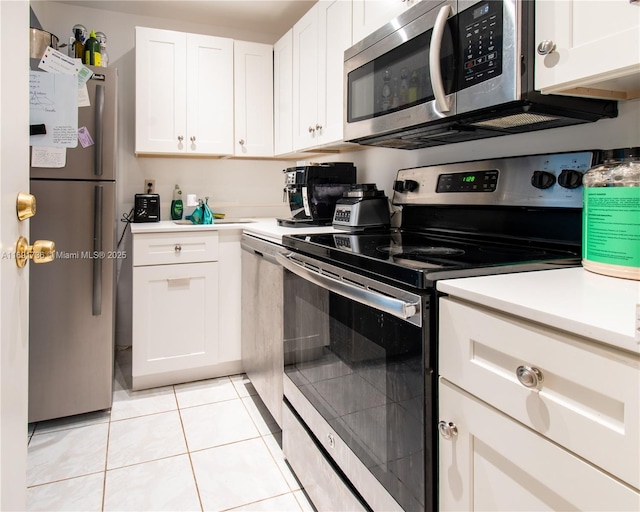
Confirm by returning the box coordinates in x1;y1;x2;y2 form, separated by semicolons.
276;252;421;326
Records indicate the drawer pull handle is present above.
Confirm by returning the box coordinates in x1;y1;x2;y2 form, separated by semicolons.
175;244;182;253
516;365;544;389
438;421;458;439
327;433;335;448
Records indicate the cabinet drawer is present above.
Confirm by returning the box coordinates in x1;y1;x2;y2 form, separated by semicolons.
133;231;218;266
439;297;640;488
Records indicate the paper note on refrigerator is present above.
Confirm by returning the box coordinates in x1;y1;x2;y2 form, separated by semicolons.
31;146;67;168
29;71;78;147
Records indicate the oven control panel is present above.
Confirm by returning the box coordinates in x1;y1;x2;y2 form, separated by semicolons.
392;151;596;208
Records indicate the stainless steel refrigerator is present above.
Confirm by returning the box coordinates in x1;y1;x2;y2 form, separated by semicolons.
29;67;118;423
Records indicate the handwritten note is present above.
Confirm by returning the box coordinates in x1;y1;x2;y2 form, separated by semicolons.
31;146;67;168
29;71;78;148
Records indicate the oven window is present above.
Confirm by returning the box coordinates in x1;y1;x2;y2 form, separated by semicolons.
347;23;455;123
283;271;427;512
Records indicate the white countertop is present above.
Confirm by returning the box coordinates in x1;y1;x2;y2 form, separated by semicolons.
437;267;640;354
130;219;252;234
242;218;340;245
130;217;340;244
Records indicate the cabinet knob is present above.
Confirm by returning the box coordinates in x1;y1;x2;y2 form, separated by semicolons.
315;123;323;131
308;126;315;133
177;135;184;142
239;139;245;146
190;136;196;143
175;244;182;253
327;433;335;448
516;365;544;389
536;40;556;56
438;421;458;439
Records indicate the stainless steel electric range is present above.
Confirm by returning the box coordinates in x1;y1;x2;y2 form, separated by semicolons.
277;151;597;512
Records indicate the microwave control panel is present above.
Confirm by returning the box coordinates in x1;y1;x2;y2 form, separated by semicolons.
459;1;503;90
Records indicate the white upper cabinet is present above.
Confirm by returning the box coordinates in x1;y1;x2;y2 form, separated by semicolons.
535;0;640;100
292;1;352;151
135;27;234;156
234;41;274;157
352;0;422;44
274;29;294;156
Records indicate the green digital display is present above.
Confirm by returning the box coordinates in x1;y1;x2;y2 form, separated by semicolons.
436;169;499;193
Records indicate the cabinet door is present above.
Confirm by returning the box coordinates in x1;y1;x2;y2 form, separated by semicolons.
132;262;219;387
293;4;320;151
317;0;352;146
535;0;640;99
274;29;294;156
352;0;420;44
234;41;274;157
439;379;640;512
186;34;234;155
135;27;187;154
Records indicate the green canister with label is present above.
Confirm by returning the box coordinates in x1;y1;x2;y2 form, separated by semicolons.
582;147;640;280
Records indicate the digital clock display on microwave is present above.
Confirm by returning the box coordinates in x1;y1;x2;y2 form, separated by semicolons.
436;169;499;192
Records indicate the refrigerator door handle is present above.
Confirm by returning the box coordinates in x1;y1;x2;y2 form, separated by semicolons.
94;84;105;176
92;185;103;316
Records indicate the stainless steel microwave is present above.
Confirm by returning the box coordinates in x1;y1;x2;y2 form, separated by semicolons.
343;0;617;150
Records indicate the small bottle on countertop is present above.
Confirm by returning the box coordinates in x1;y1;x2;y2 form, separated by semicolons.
84;30;101;66
171;184;184;220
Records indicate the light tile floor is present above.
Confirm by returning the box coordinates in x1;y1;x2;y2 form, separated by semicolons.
26;348;313;512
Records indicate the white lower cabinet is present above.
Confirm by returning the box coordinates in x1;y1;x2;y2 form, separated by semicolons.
132;230;241;389
438;296;640;511
439;379;639;511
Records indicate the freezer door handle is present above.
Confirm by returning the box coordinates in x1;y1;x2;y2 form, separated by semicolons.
94;84;105;176
92;186;103;316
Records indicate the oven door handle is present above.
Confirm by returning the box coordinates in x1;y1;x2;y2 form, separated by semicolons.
276;253;421;323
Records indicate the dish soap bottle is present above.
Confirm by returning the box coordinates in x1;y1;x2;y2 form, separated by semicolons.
171;184;184;220
84;30;101;66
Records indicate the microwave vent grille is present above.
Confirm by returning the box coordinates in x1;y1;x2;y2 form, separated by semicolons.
471;112;561;129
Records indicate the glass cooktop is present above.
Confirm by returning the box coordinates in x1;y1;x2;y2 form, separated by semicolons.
283;229;581;289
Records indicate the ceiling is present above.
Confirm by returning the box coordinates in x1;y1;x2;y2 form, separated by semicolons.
55;0;317;38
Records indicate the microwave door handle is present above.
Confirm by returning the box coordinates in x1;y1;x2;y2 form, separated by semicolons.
276;253;421;324
430;4;452;113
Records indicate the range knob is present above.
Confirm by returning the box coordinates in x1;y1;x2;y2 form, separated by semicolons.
531;170;556;190
557;169;583;189
393;179;419;192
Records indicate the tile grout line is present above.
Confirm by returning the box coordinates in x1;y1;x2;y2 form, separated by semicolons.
174;381;205;512
100;407;112;512
235;389;301;496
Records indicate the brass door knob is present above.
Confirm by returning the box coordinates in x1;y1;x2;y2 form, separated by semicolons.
15;236;55;268
17;192;36;220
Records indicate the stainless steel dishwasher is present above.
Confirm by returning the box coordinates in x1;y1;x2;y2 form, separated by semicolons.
241;233;286;427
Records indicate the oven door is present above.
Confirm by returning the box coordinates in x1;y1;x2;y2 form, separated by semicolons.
344;0;458;143
278;251;433;512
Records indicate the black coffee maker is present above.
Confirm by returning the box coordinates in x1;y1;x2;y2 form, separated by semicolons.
278;162;357;227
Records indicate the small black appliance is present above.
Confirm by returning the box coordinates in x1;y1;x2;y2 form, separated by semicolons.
277;162;357;227
133;193;160;222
